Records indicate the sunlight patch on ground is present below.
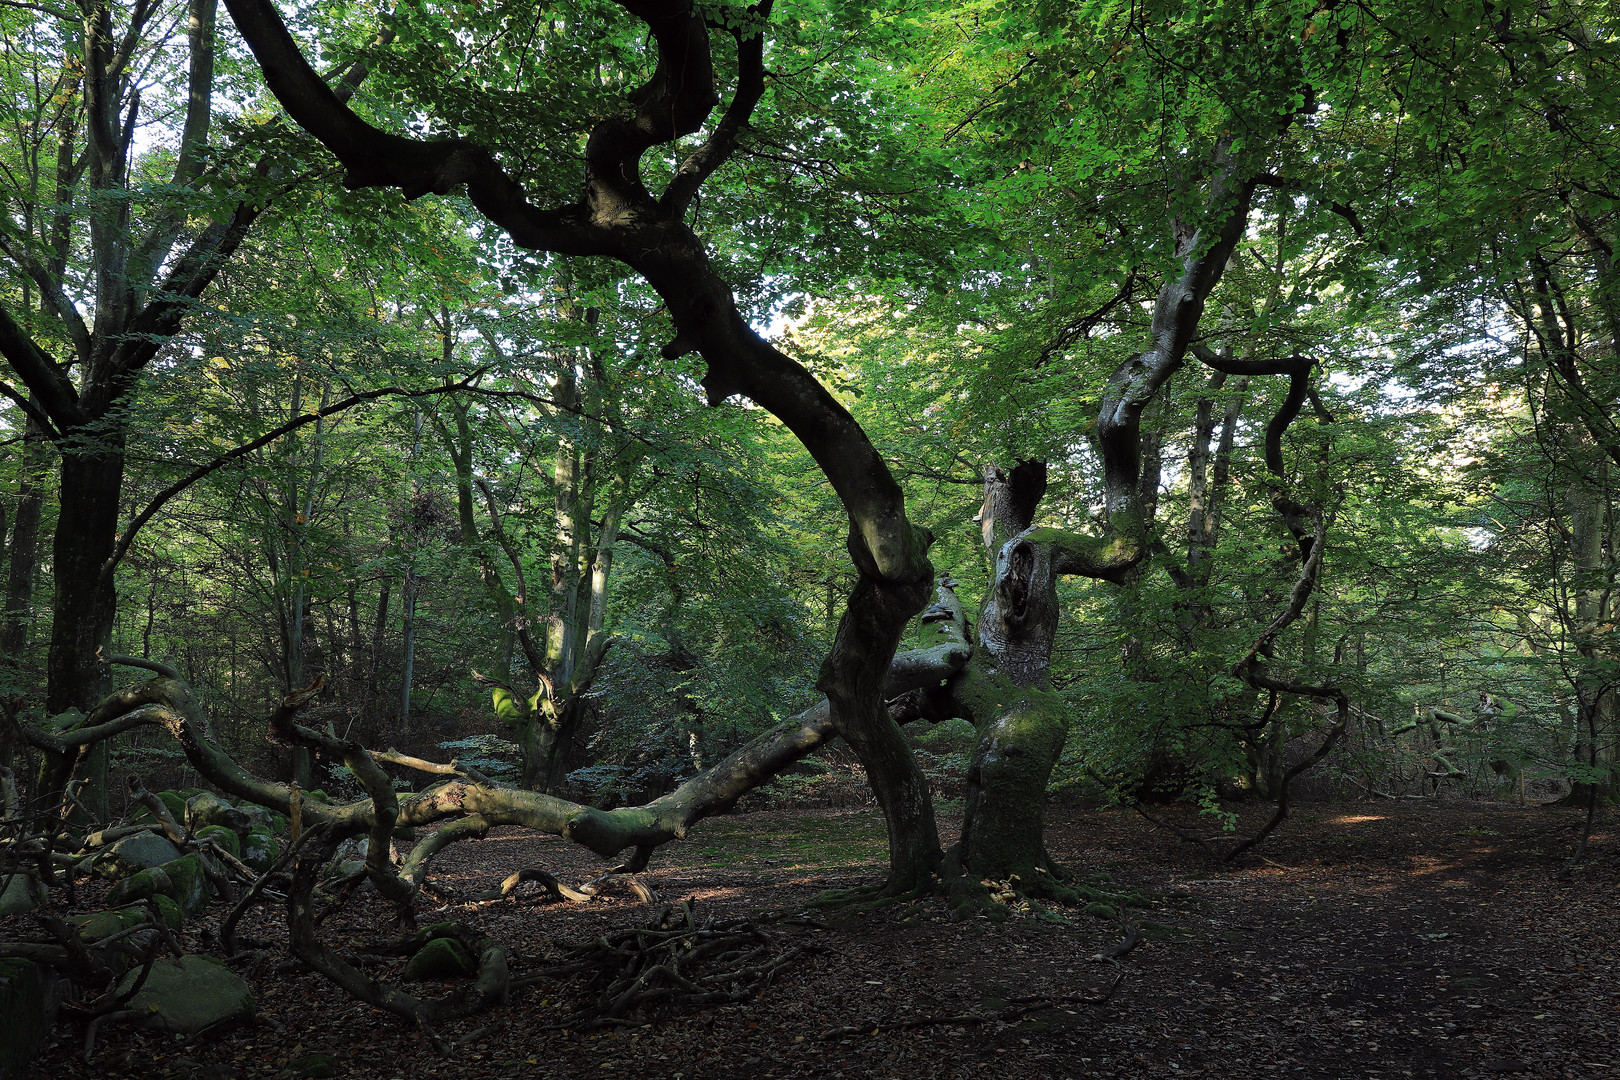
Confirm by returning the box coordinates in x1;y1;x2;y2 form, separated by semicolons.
1325;814;1389;825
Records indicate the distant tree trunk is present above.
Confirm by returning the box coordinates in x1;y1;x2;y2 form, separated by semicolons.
1565;451;1616;804
399;563;418;734
1;415;47;662
438;397;517;682
398;410;426;734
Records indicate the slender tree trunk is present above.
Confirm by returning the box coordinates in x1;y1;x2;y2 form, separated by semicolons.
1566;451;1615;804
370;576;391;696
1;416;47;662
399;564;417;733
399;410;425;734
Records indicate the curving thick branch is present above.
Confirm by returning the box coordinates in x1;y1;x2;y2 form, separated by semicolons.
54;582;970;886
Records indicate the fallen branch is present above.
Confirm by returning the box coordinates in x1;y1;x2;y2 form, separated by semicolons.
285;837;510;1031
474;867;594;904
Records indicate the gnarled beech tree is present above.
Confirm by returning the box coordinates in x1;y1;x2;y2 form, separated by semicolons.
219;0;945;890
206;0;1345;898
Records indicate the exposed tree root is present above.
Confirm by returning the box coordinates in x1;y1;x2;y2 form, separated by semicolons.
514;901;813;1029
807;881;928;911
575;871;660;904
473;867;593;903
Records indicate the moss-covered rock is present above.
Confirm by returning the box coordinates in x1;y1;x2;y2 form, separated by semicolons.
241;827;280;873
115;954;254;1033
106;865;172;907
186;791;254;835
0;958;61;1078
195;825;241;859
402;937;476;980
327;859;368;886
91;831;182;881
160;853;209;913
72;908;136;944
130;789;189;827
141;895;185;930
73;898;184;944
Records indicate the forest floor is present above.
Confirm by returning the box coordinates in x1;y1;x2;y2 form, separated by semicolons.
30;797;1620;1080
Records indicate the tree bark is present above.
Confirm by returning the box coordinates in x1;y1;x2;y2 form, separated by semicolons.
0;415;46;662
954;463;1087;881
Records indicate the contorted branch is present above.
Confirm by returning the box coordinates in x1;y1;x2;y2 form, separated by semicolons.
661;0;774;216
223;0;943;886
63;581;971;878
1136;686;1346;864
1233;509;1328;672
266;681;415;909
222;0;927;586
287;839;509;1030
1097;145;1259;531
1187;345;1319;477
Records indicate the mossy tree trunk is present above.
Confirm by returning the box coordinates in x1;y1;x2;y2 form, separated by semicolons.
954;461;1069;882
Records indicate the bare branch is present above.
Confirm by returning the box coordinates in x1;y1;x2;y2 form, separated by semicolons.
105;375;482;582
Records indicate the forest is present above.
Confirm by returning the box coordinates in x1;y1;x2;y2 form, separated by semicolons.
0;0;1615;1076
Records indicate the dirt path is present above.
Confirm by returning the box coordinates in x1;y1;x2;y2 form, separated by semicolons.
32;800;1619;1079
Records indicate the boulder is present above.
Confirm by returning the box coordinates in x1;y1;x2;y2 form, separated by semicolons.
0;958;63;1077
71;898;182;949
194;825;241;859
110;853;210;913
186;791;252;835
71;908;136;944
114;955;255;1034
333;835;369;862
402;936;476;980
0;873;44;917
327;860;368;888
241;827;280;873
160;853;209;913
91;831;182;881
130;789;188;827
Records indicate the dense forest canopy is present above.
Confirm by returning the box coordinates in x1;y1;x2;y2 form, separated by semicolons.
0;0;1615;1048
